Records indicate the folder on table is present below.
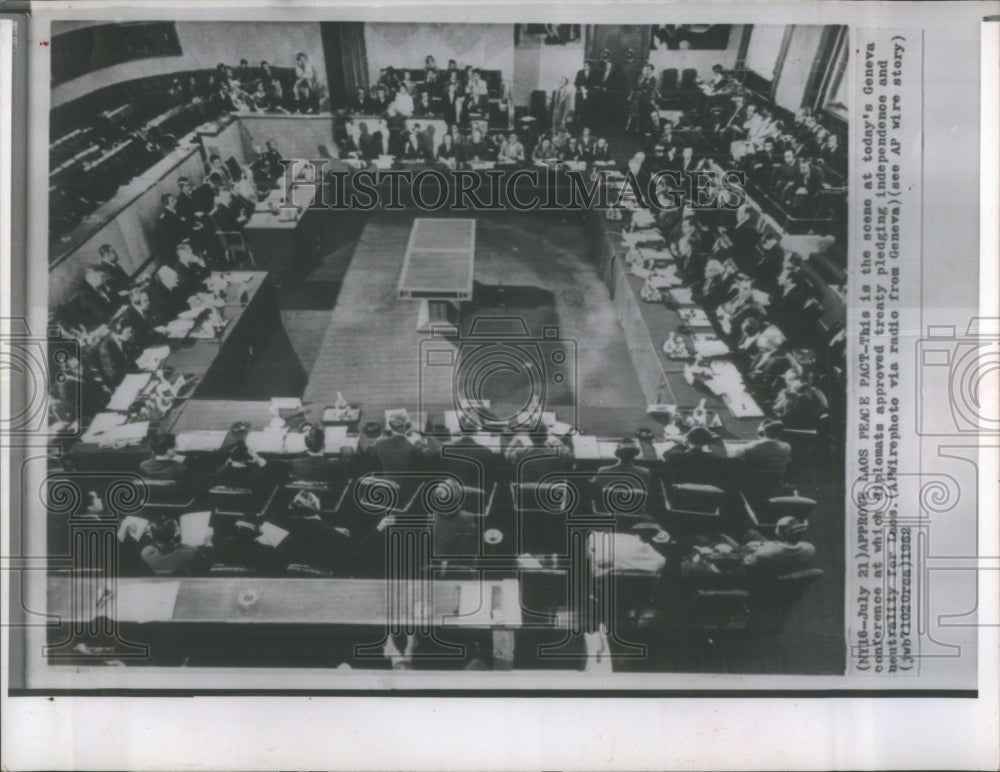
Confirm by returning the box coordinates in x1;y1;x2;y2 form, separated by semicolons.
107;373;152;411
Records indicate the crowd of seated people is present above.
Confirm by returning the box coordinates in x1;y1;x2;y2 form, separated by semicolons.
49;54;315;241
346;56;506;127
53;398;816;582
47;142;286;431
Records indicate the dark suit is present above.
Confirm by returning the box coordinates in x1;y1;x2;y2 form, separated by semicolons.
158;208;193;246
79;281;123;325
95;335;132;386
732;438;791;501
140;456;194;483
98;260;132;297
662;446;731;488
289;454;342;485
373;434;423;473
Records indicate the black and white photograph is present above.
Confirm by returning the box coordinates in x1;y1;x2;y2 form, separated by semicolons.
0;2;997;770
38;19;850;678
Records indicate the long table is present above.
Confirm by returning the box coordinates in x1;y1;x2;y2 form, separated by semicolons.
590;212;763;441
48;576;523;668
63;271;286;469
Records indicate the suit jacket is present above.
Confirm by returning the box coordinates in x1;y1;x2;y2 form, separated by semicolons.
140;456;194;483
732;438;791;497
95;335;132;386
158;208;193;245
98;260;132;296
79;281;123;325
373;434;423;473
119;305;164;348
289;454;342;485
663;446;732;488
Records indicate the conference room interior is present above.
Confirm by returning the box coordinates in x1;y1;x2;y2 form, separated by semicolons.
44;21;849;676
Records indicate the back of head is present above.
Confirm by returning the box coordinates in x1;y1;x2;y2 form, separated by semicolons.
304;426;325;454
775;516;808;542
149;432;177;457
149;515;181;550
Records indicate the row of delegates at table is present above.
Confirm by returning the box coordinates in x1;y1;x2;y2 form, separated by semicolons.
47;237;220;429
622;169;834;436
156;141;284;261
115;414;816;580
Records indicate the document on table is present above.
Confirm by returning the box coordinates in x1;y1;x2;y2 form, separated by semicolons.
80;411;126;443
179;511;213;547
135;345;171;371
174;430;228;452
114;581;181;623
678;307;712;327
571;434;600;459
107;373;152;411
324;425;358;451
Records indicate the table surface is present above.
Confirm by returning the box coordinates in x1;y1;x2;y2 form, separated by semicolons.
49;577;523;627
398;218;476;296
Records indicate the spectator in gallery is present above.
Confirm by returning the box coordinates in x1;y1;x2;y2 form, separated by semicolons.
532;136;555;163
349;86;374;114
356;122;383;159
497;132;525;164
266;76;286;112
294;52;319;112
465;125;491;162
424;54;438;76
413;89;436;118
436;132;458;166
96;243;131;297
401;126;429;161
141;515;210;577
772;368;829;430
388;83;415;118
591;136;611;162
249;79;270;111
443;79;466;125
235;58;254;88
550;75;574;133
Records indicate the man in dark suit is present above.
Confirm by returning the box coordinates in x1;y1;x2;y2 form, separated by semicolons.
214;440;275;496
574;61;594;128
373;415;426;473
140;432;197;484
442;427;503;493
210;188;250;233
662;426;731;487
290;427;343;485
79;267;125;326
118;288;166;348
594;438;658;520
97;244;132;297
95;318;137;387
158;193;193;247
730;418;792;502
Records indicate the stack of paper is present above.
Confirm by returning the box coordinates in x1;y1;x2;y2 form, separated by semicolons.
135;345;171;371
259;522;290;547
647;267;682;289
549;421;574;436
324;426;359;452
107;373;152;411
283;432;308;455
693;338;731;358
630;209;655;229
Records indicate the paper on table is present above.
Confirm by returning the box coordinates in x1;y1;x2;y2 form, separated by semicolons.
283;432;308;455
323;425;351;451
135;345;171;371
670;287;695;305
724;393;765;418
246;430;285;454
174;430;228;452
597;440;619;458
179;511;213;547
107;373;152;411
117;515;149;543
549;421;574;436
101;421;150;448
80;412;127;443
694;339;731;358
571;434;600;459
259;521;290;547
541;411;557;427
443;410;462;435
652;440;677;458
114;581;180;623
